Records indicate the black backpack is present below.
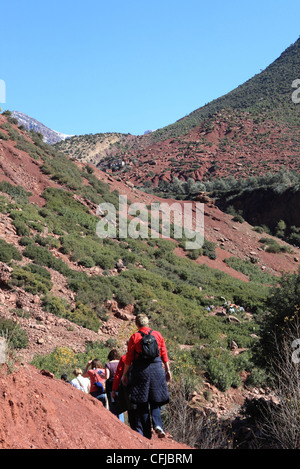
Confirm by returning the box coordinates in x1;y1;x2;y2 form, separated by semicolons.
138;330;160;361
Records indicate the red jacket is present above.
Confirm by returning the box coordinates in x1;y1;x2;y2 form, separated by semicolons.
124;327;169;367
112;355;126;392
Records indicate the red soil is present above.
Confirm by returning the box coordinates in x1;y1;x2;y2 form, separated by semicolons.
0;113;298;450
0;364;192;450
111;110;300;186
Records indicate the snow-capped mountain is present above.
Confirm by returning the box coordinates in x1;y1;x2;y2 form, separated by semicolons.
11;111;73;144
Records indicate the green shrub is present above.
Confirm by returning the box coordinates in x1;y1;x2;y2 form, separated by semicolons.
260;269;300;364
206;353;242;391
65;301;100;332
72;277;112;307
187;249;201;260
202;239;217;260
0;239;22;263
232;214;245;223
31;346;76;378
34;234;60;249
26;263;52;280
12;219;30;237
19;236;34;246
31;341;110;378
94;252;116;270
10;265;53;294
0;195;14;214
0;181;31;204
245;367;270;388
114;288;135;308
0;318;28;349
78;257;95;268
41;154;83;190
23;244;70;276
259;237;291;254
42;294;68;317
224;257;277;285
0;131;8;140
252;226;264;233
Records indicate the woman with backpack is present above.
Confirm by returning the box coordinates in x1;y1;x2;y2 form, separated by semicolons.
121;314;172;440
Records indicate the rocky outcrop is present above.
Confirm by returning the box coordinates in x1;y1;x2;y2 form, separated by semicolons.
217;186;300;230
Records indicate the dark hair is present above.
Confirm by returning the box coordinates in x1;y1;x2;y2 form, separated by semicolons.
91;359;102;369
107;349;121;361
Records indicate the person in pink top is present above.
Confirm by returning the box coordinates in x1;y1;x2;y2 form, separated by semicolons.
83;358;106;406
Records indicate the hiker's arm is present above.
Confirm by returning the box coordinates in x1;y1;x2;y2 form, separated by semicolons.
121;363;130;386
164;361;172;382
104;366;110;380
112;359;124;398
83;360;92;377
159;334;169;363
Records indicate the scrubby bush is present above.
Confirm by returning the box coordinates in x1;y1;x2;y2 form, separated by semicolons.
10;265;53;294
206;352;242;392
259;237;292;253
12;219;31;237
202;239;217;259
31;341;110;379
23;244;70;276
245;367;270;388
0;181;31;204
42;294;69;317
260;269;300;364
41;154;83;190
224;257;277;285
0;239;22;263
34;234;60;249
32;346;76;378
65;301;100;332
0;318;28;349
78;257;95;268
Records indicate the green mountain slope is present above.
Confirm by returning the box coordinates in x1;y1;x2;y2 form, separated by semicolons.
0;111;277;387
147;37;300;143
55;37;300;177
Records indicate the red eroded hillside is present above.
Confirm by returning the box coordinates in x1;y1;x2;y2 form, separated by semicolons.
94;171;300;280
0;111;298;282
0;112;299;450
0;114;60;205
102;110;300;187
0;364;192;450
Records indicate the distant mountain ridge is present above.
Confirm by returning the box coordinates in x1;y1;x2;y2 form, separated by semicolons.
11;111;73;144
55;37;300;184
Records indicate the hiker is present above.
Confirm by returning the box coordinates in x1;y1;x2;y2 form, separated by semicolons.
111;353;142;432
61;374;70;384
83;359;106;406
104;349;124;422
70;368;90;393
121;313;171;439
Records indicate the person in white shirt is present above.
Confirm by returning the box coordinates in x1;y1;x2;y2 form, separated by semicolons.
70;368;90;394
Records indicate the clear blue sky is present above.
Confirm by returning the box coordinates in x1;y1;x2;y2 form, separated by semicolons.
1;0;299;136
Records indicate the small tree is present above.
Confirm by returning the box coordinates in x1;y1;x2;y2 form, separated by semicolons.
275;219;286;239
258;316;300;449
162;370;231;448
260;268;300;365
